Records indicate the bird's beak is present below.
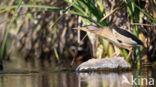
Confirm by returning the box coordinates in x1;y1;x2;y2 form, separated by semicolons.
72;27;88;31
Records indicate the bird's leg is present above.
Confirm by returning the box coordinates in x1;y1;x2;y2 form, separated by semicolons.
87;32;98;58
112;46;121;57
127;48;132;59
116;50;121;56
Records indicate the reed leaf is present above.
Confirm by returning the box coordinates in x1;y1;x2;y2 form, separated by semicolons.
0;0;22;67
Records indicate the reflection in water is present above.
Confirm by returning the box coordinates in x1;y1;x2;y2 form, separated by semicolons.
0;72;79;87
0;58;155;87
0;70;155;87
77;69;156;87
0;58;79;87
77;72;132;87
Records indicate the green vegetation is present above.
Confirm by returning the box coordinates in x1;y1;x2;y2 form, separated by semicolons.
0;0;156;69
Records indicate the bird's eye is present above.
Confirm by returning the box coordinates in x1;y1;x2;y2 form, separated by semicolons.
117;39;122;43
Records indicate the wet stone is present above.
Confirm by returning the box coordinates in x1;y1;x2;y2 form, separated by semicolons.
76;57;131;71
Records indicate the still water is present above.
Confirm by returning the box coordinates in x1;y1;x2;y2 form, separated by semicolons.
0;58;155;87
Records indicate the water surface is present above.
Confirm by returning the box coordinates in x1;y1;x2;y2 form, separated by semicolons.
0;58;155;87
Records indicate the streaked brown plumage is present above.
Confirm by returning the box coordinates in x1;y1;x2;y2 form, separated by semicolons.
73;25;143;52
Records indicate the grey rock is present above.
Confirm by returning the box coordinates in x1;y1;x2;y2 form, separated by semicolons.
76;57;131;71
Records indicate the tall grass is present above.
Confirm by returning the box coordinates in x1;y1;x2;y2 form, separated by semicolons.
65;0;110;58
64;0;156;66
0;2;74;63
125;0;156;67
0;0;156;67
65;0;130;59
0;0;23;69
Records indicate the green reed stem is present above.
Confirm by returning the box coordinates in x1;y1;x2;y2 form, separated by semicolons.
0;0;22;67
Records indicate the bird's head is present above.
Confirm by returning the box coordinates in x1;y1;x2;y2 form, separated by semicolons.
72;25;99;31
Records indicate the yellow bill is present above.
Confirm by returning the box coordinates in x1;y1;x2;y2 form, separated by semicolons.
72;27;88;31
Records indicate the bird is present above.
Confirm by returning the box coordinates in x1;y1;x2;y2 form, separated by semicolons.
73;25;143;57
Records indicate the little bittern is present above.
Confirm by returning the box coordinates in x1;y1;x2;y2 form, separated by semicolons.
73;25;143;56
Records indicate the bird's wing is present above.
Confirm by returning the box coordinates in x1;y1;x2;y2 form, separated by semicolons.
92;27;116;41
112;27;140;45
